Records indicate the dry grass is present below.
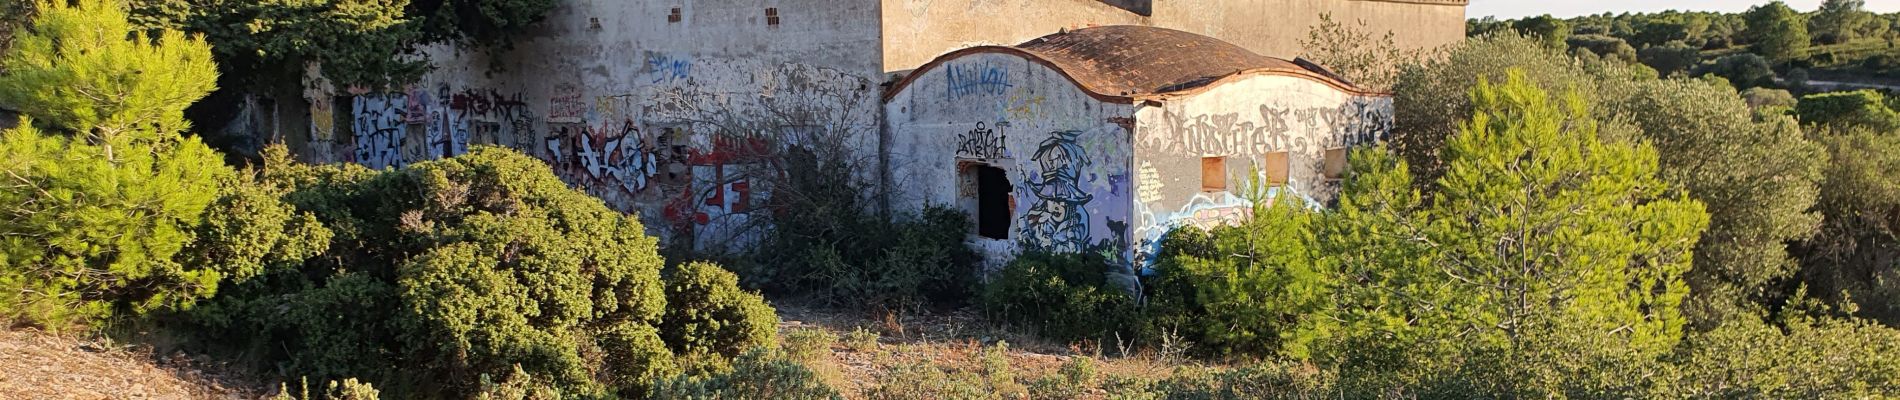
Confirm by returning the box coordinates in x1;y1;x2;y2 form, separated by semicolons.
775;303;1204;399
0;328;264;400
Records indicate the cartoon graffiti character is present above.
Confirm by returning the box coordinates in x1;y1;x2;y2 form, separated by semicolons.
1021;130;1092;253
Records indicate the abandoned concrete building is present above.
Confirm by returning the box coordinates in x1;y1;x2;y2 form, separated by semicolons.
284;0;1466;273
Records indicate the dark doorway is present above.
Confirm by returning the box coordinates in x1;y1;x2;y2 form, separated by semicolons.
976;165;1012;240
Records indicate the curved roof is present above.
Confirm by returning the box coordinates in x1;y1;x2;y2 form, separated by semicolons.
886;25;1383;103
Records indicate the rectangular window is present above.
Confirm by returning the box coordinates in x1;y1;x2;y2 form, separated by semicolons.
766;8;780;26
668;7;682;23
1323;148;1349;181
1263;151;1290;185
1202;157;1227;191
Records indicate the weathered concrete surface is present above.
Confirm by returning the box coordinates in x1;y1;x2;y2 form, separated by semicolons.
881;0;1466;71
884;26;1393;273
885;51;1136;271
291;0;1435;259
1131;75;1391;266
314;0;886;250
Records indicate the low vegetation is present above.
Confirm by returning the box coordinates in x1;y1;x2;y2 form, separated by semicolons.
3;1;1898;399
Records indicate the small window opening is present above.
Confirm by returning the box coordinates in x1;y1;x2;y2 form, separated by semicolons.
1202;157;1228;191
1263;152;1290;185
1323;148;1349;181
668;7;682;23
766;8;780;26
974;165;1012;240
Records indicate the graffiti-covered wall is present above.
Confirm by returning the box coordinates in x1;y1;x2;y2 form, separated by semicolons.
884;52;1137;278
299;0;886;250
1131;75;1392;267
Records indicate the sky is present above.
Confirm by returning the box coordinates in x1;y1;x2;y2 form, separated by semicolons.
1468;0;1900;20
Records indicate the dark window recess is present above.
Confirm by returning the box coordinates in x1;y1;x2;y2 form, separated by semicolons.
976;165;1012;240
766;8;779;26
668;7;682;23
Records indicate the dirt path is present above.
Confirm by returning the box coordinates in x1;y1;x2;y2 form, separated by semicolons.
0;329;261;400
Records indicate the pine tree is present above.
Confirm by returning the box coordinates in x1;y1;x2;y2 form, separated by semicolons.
0;0;235;328
1325;71;1710;396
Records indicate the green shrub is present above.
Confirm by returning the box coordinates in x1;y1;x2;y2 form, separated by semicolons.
1638;41;1702;76
598;322;677;396
662;261;779;359
1147;200;1326;359
863;359;996;400
781;327;838;362
1566;34;1638;63
748;147;978;312
1694;53;1776;90
1029;356;1098;399
187;146;671;399
1103;363;1335;400
979;251;1140;344
649;348;844;400
1668;306;1900;397
473;365;564;400
269;378;382;400
0;0;268;329
1796;89;1900;130
842;327;880;352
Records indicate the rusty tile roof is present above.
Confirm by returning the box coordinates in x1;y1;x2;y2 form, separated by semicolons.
1014;25;1305;96
886;25;1377;103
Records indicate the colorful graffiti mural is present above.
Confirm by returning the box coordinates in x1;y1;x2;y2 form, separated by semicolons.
1019;130;1094;254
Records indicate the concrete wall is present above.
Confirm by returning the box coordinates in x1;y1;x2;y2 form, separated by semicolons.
880;0;1466;71
1130;75;1391;266
305;0;886;248
884;52;1137;274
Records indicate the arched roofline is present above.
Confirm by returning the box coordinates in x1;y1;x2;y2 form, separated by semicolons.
882;46;1391;105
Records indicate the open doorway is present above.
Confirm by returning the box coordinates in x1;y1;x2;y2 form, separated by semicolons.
974;165;1012;240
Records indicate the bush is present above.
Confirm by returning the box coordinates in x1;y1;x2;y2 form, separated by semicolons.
862;359;998;400
269;378;382;400
979;251;1140;344
187;146;673;399
1146;200;1326;358
1565;34;1638;63
1741;87;1798;111
649;348;844;400
662;261;779;359
474;365;564;400
1103;363;1335;400
842;327;880;352
1029;357;1097;399
1694;53;1776;90
0;0;259;329
1796;89;1900;130
1637;41;1702;76
781;328;838;362
1392;33;1597;187
598;322;678;396
747;147;978;313
1668;311;1900;397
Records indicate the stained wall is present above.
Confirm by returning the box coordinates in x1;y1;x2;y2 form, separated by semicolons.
306;0;887;249
1130;75;1392;267
884;51;1138;277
